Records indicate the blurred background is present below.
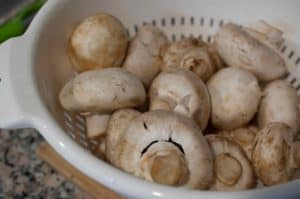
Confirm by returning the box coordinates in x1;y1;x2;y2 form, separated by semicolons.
0;1;92;198
0;0;45;43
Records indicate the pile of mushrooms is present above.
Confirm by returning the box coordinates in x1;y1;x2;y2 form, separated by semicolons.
59;13;300;191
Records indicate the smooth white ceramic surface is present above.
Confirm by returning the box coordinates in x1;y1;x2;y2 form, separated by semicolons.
1;0;300;198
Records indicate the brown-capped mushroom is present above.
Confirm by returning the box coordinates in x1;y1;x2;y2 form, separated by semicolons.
149;69;211;130
117;110;214;189
206;135;256;191
258;80;299;136
214;23;287;81
161;37;222;81
59;68;145;113
252;122;300;186
207;67;261;130
123;25;169;86
69;13;128;72
105;109;141;166
219;126;258;159
85;114;110;138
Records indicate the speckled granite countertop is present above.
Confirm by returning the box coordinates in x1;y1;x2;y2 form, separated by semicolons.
0;129;92;199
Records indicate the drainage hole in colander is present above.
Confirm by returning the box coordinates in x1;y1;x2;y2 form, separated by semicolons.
134;25;139;33
161;18;166;26
171;34;176;42
296;57;300;65
152;20;156;26
190;17;195;25
281;45;287;53
200;17;204;26
290;78;296;85
210;18;214;27
181;17;185;25
171;17;175;26
288;51;295;59
219;20;224;27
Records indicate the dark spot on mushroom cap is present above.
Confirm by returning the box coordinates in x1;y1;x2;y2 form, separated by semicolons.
141;140;159;156
168;137;185;154
143;121;149;130
140;138;185;157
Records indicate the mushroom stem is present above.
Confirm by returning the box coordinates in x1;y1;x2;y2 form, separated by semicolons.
215;154;242;186
140;142;188;186
173;95;192;117
150;98;175;111
86;114;110;138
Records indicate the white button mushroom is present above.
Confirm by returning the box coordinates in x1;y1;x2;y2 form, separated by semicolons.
206;135;256;191
117;110;214;189
219;126;258;159
161;37;223;82
69;13;128;72
214;23;287;82
123;25;169;87
258;80;299;137
207;67;261;130
105;109;141;166
85;114;110;138
149;69;211;130
252;123;299;186
59;68;146;112
244;20;284;51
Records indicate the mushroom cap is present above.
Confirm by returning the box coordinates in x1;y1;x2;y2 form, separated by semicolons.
105;109;141;166
123;25;169;86
258;80;299;137
149;69;211;130
206;43;224;70
206;135;256;191
244;20;284;50
69;13;128;72
118;110;214;189
86;114;110;138
59;68;146;112
207;67;261;130
161;37;218;81
219;126;257;159
214;23;287;81
252;122;295;186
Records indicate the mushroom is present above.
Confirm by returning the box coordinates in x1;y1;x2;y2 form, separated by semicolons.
117;110;214;189
123;25;169;86
69;13;128;72
85;114;110;138
244;20;284;51
207;67;261;130
161;37;222;81
105;109;141;166
252;122;300;186
219;126;258;159
258;80;299;136
206;135;256;191
149;69;211;130
59;68;146;112
214;23;287;81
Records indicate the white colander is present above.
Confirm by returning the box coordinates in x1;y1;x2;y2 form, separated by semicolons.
1;0;300;198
